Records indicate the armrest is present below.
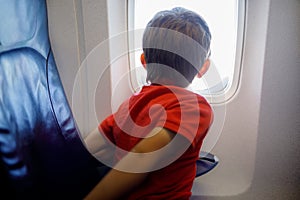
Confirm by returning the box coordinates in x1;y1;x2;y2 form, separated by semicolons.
195;151;219;177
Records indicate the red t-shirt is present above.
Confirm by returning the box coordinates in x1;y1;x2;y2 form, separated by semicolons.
99;84;212;199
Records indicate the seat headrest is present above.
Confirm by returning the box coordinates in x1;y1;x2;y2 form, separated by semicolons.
0;0;50;58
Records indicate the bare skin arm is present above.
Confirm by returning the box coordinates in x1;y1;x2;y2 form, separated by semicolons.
84;127;185;200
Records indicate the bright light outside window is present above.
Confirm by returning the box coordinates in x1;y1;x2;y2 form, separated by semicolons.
128;0;244;102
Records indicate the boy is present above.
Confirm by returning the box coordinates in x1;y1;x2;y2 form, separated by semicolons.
85;7;212;199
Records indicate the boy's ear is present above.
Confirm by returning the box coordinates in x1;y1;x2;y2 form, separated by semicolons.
197;59;210;78
140;53;146;68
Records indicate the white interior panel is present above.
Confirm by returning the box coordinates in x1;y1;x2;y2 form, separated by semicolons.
47;0;111;136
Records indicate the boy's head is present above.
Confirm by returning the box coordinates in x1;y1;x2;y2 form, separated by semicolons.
142;7;211;87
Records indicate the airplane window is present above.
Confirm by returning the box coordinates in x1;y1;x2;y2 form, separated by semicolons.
127;0;245;103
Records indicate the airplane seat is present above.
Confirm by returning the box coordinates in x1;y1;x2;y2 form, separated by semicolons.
0;0;103;199
196;151;219;177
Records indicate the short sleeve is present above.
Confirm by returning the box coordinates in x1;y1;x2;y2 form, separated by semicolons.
157;94;212;147
99;114;115;144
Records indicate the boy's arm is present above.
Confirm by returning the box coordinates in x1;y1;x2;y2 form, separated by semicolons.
84;127;190;200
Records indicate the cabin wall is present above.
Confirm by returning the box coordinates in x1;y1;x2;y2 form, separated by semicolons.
47;0;112;135
192;0;300;199
248;0;300;198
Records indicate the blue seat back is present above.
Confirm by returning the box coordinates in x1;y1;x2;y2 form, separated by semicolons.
0;0;101;198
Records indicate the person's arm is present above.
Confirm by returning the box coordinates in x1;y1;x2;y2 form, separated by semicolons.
84;127;188;200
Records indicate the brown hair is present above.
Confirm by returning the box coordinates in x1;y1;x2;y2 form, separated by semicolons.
143;7;211;87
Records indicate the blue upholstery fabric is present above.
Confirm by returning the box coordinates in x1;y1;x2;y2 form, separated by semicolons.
0;0;102;199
